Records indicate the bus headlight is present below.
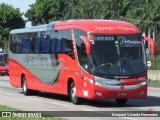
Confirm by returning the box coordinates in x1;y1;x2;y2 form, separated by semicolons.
140;81;147;86
95;81;103;87
138;77;147;81
87;78;103;86
87;78;95;84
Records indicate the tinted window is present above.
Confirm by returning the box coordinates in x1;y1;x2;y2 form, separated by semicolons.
51;38;56;53
74;29;88;69
0;62;5;66
10;35;16;52
15;34;22;53
51;29;74;59
42;34;50;53
10;32;42;53
34;34;41;53
31;33;36;53
10;29;74;58
56;39;62;53
91;35;146;76
22;34;31;53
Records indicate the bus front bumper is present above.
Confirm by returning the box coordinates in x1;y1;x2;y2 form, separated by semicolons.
81;82;148;99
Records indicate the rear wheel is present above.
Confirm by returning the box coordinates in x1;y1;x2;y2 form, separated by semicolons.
116;99;128;104
22;76;31;95
70;82;82;104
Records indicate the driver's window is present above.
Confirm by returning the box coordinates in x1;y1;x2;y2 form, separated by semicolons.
80;41;88;67
74;29;88;70
76;38;88;70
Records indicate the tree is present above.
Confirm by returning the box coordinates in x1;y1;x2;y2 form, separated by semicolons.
25;0;137;24
25;0;160;37
0;3;25;51
122;0;160;40
26;0;120;24
25;0;68;25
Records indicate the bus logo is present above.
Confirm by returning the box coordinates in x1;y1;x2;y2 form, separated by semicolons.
120;85;124;90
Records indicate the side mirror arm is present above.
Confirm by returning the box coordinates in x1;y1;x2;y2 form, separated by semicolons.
80;36;91;55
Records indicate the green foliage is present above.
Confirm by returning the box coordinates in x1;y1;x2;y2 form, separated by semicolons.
25;0;129;24
0;0;160;53
122;0;160;33
25;0;160;56
149;80;160;84
156;34;160;54
148;55;160;70
149;80;160;88
0;3;25;51
0;105;63;120
0;118;63;120
153;56;160;70
25;0;160;29
0;105;19;111
25;0;68;25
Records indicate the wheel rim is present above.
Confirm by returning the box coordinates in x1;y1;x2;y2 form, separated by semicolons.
71;86;76;101
23;80;27;92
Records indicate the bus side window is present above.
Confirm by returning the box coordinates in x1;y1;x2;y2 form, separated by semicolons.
31;33;36;53
35;36;41;53
15;34;22;53
42;35;50;53
74;29;88;69
56;39;61;53
10;35;16;53
62;38;66;53
51;38;56;53
22;38;30;53
16;42;21;53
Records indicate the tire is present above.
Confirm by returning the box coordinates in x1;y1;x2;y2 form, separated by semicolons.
22;76;31;95
70;82;82;105
116;99;128;104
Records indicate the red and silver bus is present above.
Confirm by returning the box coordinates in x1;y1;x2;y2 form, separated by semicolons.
9;20;155;104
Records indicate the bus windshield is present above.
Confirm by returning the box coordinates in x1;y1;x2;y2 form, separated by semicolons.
90;35;147;78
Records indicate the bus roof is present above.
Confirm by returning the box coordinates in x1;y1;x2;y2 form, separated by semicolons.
10;22;56;34
55;19;140;34
10;19;140;34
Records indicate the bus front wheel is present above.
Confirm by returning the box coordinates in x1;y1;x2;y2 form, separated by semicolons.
22;76;31;95
116;99;128;104
70;82;82;105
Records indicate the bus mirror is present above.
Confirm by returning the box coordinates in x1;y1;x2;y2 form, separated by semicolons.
80;36;91;55
143;36;156;55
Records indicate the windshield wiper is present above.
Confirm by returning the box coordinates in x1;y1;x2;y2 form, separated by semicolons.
93;62;113;68
100;63;113;67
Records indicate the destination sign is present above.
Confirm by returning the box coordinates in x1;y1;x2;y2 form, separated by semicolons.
118;36;141;47
94;35;115;41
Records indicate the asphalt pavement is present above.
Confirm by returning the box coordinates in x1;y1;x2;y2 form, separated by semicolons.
0;76;160;120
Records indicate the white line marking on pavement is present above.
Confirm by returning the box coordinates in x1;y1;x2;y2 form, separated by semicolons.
4;92;16;96
81;108;96;111
121;117;138;120
49;101;72;107
26;97;42;102
0;76;9;80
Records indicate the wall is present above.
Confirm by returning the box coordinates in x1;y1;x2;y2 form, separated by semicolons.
148;70;160;80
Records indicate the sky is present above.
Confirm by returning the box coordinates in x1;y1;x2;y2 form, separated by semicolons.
0;0;36;27
0;0;36;13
